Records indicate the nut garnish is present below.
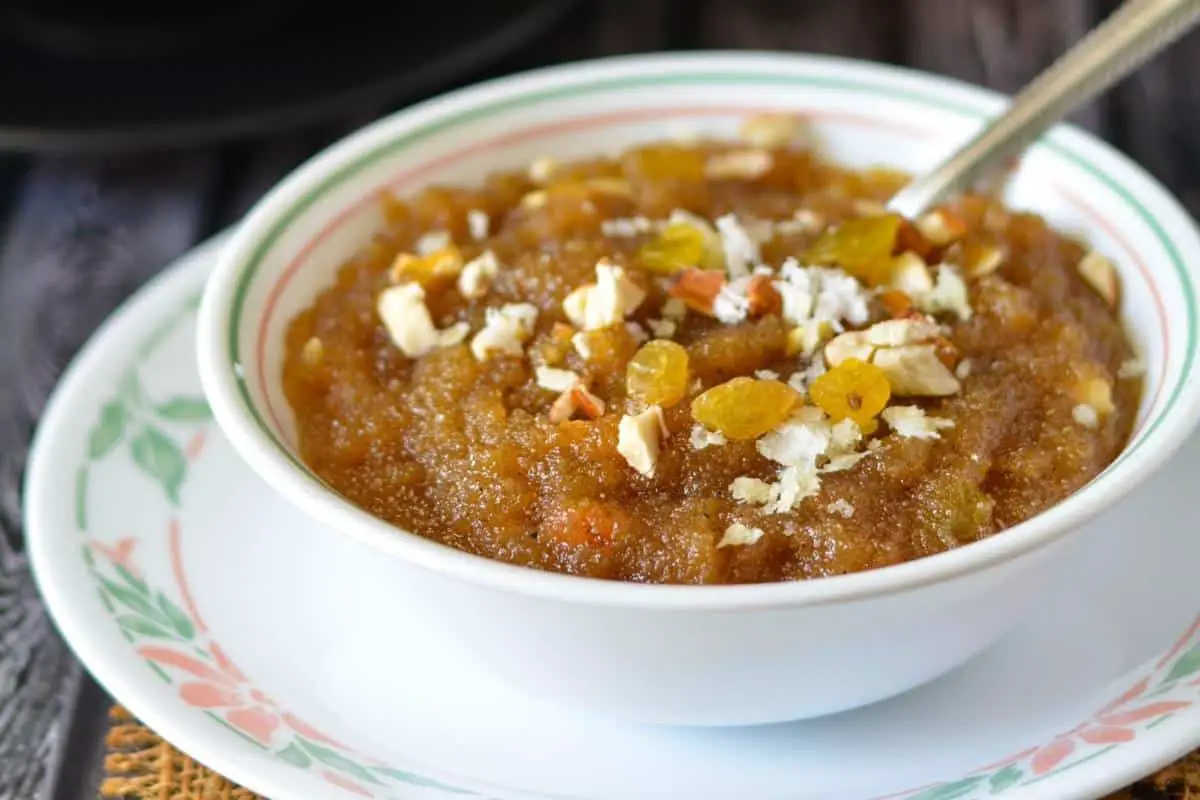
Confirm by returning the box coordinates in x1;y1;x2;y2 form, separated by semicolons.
415;230;452;255
617;405;667;477
1118;356;1146;380
389;246;464;285
377;283;469;358
871;345;961;396
715;213;761;278
549;385;606;423
730;476;775;505
689;424;726;450
827;499;855;518
457;250;500;300
470;303;538;361
890;252;934;296
647;318;678;339
915;209;969;246
563;260;647;330
1078;251;1119;307
467;209;490;241
1073;404;1100;430
739;113;803;148
717;522;765;549
301;336;324;367
882;405;955;439
528;156;559;184
536;366;580;393
705;149;772;180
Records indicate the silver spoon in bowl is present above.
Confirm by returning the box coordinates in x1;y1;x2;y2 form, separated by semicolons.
887;0;1200;219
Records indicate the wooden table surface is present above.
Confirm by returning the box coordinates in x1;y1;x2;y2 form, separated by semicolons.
2;2;1198;797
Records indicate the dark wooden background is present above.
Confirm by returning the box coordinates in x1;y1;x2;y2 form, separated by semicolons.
2;1;1198;797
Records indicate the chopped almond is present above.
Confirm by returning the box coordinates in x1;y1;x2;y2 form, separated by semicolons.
746;275;781;317
705;149;772;180
1078;251;1119;307
894;219;935;259
739;113;803;148
549;385;607;423
879;289;914;318
1073;403;1100;430
915;209;969;246
668;268;726;315
933;335;960;369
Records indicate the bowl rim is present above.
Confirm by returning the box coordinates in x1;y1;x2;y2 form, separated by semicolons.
197;50;1200;610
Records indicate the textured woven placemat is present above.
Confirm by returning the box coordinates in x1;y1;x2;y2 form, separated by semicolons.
99;706;1199;799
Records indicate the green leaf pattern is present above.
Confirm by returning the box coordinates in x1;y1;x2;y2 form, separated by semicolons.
130;426;187;505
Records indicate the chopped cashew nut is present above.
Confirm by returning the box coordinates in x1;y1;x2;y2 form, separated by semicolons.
1078;251;1119;306
617;406;667;477
415;230;451;255
458;250;500;299
467;210;489;241
528;156;559;183
916;266;972;321
563;260;647;330
535;366;580;393
301;336;324;367
717;522;765;548
890;252;934;296
705;149;772;180
915;210;967;246
377;283;469;358
827;499;855;518
872;345;961;396
647;318;678;339
470;303;538;361
731;477;775;504
1073;404;1100;430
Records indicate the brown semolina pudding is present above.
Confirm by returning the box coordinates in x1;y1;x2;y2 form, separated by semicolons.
282;114;1142;585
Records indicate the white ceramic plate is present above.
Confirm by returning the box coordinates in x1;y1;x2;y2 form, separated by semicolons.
26;235;1200;800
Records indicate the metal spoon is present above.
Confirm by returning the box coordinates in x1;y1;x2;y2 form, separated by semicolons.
887;0;1200;219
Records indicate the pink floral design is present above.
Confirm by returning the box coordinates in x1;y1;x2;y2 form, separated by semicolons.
139;641;347;751
89;537;138;578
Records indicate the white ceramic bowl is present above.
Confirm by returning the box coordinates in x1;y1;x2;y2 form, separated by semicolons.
197;52;1200;726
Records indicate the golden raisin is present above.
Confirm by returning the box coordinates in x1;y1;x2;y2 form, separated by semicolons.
627;340;690;407
691;377;800;440
805;215;901;286
622;144;706;182
639;222;708;275
389;246;464;285
810;358;891;428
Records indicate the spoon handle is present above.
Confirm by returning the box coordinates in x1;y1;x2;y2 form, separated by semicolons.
886;0;1200;218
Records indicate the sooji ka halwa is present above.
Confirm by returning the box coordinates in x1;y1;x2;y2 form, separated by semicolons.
282;114;1142;585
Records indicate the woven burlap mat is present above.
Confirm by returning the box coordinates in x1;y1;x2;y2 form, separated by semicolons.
99;706;1199;799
